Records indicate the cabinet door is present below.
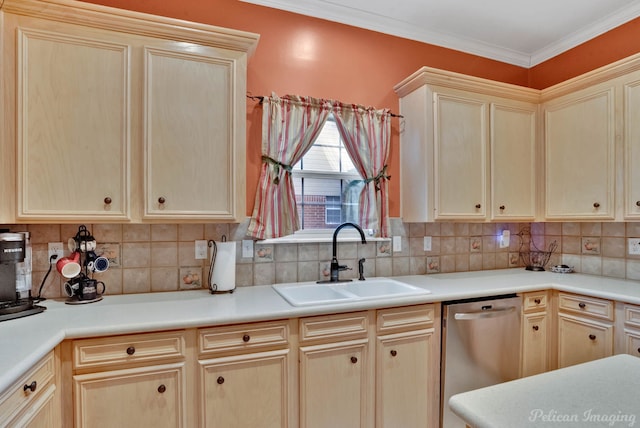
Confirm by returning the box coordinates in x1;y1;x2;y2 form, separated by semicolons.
144;45;245;220
624;78;640;218
544;86;615;219
376;330;437;428
434;92;488;219
623;329;640;358
491;103;536;220
199;350;290;428
15;27;130;220
73;363;185;428
557;314;613;368
521;312;548;377
7;384;59;428
300;340;370;428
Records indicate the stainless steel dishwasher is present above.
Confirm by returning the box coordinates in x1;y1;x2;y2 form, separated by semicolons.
441;294;522;427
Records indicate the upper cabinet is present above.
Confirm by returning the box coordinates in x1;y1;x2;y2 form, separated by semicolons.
542;82;616;220
1;0;258;222
394;68;538;222
624;72;640;219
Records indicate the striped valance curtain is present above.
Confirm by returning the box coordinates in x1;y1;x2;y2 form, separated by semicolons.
247;93;392;239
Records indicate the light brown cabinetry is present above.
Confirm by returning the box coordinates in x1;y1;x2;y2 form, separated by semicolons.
395;67;538;222
521;291;550;377
618;303;640;358
0;350;60;428
623;71;640;218
298;311;374;428
0;0;257;222
197;320;295;428
557;292;614;368
375;304;440;428
543;82;616;220
71;330;188;428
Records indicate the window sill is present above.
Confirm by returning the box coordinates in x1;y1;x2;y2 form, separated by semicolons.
258;232;390;245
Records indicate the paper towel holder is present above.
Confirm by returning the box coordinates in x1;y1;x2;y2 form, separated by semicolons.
208;236;236;294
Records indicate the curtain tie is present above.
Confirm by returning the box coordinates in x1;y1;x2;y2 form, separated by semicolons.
365;165;391;191
262;155;293;184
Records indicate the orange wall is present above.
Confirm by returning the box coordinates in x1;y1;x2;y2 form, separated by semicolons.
80;0;640;217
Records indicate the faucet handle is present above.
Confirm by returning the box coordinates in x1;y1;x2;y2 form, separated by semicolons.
338;264;351;272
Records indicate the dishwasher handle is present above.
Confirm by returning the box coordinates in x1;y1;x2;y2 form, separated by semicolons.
454;306;516;320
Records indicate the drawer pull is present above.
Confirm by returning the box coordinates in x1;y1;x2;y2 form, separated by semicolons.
475;204;481;209
390;350;397;357
217;376;225;385
636;201;640;207
158;196;166;204
578;302;586;309
589;334;596;341
593;202;600;208
532;325;539;331
499;205;505;210
23;381;37;393
104;197;112;205
534;298;541;304
242;334;251;343
637;347;640;354
126;346;136;355
350;356;358;364
157;384;166;393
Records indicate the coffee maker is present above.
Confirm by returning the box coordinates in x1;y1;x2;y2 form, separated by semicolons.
0;232;45;321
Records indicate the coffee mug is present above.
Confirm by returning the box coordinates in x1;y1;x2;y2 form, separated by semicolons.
56;251;81;278
64;277;105;300
85;251;109;273
68;237;96;253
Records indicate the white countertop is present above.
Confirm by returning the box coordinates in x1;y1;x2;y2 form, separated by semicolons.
449;354;640;428
3;268;640;394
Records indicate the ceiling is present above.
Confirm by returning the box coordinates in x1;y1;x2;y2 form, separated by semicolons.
240;0;640;67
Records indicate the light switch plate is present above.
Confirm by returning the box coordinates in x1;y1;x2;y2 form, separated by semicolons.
424;236;432;251
242;240;254;258
195;240;208;259
499;230;510;248
393;236;402;252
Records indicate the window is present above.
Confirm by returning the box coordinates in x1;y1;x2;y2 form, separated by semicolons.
292;115;363;231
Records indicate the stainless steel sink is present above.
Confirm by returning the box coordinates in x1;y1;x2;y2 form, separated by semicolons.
272;278;430;307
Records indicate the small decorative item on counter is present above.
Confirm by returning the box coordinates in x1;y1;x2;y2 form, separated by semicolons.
516;227;558;271
550;265;574;274
208;236;236;294
63;225;108;305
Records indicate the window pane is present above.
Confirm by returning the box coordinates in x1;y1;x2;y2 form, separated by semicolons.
295;177;363;229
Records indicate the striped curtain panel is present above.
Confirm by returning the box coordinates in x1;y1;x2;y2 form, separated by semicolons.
247;94;330;239
332;103;392;238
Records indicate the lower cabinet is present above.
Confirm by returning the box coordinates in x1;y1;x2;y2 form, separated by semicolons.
619;303;640;358
521;291;550;377
375;304;440;428
70;330;188;428
557;292;614;368
197;320;294;428
0;349;60;428
299;311;373;428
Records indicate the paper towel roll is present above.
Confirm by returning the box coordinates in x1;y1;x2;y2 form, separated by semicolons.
211;241;236;293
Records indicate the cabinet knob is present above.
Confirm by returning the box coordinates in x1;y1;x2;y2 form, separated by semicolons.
589;334;596;341
578;302;586;309
23;381;37;393
126;346;135;355
217;376;225;385
242;334;250;343
157;384;166;393
593;202;600;208
499;205;505;210
158;196;166;204
636;201;640;207
534;298;541;304
637;347;640;354
104;197;112;205
350;356;358;364
532;325;539;331
475;204;481;209
390;350;397;357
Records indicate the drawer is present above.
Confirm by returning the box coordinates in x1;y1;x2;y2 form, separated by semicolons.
623;304;640;328
0;351;55;425
199;320;290;355
300;311;369;343
557;292;613;321
73;330;186;370
377;304;435;334
523;291;548;312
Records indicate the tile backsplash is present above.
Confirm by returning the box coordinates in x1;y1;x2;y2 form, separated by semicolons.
7;220;640;298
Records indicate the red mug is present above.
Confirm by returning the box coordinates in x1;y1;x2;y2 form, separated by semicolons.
56;251;81;278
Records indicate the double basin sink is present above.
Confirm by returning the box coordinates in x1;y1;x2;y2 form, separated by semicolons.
272;277;431;307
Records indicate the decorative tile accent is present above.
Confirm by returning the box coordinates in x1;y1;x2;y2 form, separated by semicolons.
255;245;274;262
97;243;121;267
426;256;440;273
470;237;482;252
582;237;601;255
509;252;520;267
377;241;392;257
179;267;202;290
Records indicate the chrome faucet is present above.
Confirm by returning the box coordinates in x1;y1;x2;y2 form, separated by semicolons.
318;222;367;283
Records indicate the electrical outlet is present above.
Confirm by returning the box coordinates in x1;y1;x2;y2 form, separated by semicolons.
393;236;402;252
242;240;254;258
195;240;208;259
629;238;640;255
499;230;510;248
48;242;64;263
